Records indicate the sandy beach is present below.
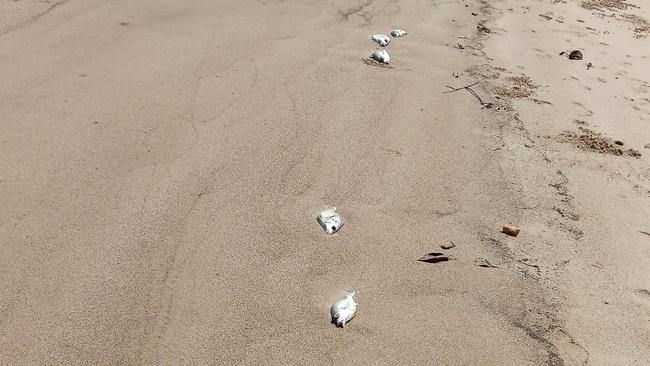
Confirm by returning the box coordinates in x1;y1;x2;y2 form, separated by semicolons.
1;0;649;364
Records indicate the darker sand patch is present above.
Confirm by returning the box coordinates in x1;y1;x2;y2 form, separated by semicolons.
557;127;641;157
581;0;636;11
581;0;649;37
362;58;394;69
620;13;650;38
490;75;538;99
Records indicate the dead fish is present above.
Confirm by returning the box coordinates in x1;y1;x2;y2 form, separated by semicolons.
330;291;357;328
371;34;391;47
370;49;390;64
391;29;408;37
317;208;344;234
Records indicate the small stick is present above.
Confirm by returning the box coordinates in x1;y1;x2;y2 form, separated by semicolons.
443;82;492;108
465;86;485;104
442;82;480;93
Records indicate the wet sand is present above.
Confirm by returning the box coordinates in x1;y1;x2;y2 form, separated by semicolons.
1;0;649;364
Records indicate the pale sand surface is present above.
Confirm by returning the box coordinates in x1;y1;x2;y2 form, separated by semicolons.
1;0;648;365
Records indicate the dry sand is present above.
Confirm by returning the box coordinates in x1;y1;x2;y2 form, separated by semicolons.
1;0;649;365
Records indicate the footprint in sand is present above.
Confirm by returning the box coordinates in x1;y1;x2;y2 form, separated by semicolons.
533;48;553;59
539;14;553;21
635;289;650;304
571;101;594;117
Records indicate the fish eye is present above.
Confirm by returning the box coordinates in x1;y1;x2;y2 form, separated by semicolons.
331;226;336;231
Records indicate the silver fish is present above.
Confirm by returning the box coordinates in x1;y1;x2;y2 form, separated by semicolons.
317;208;344;235
330;291;357;328
370;49;390;64
371;34;391;47
390;29;408;37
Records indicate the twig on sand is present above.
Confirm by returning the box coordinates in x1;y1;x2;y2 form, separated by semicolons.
443;81;479;93
443;82;493;108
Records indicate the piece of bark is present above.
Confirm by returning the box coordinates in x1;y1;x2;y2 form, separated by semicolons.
502;224;520;237
418;252;450;263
